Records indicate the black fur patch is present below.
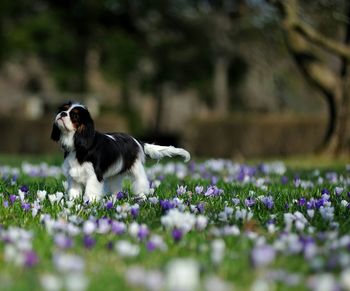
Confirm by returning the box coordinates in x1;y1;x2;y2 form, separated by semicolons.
77;132;141;182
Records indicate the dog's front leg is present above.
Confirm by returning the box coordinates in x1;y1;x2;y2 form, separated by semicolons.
83;173;103;203
67;177;82;200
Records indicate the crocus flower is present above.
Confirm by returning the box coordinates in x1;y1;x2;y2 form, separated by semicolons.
204;185;223;197
298;197;306;206
281;176;288;184
160;199;175;212
245;197;256;208
83;235;95;249
130;204;140;218
20;185;29;193
83;220;96;235
54;233;73;249
146;240;157;252
176;185;187;195
22;203;31;211
115;240;140;257
195;185;204;194
24;250;38;267
232;198;240;206
105;201;113;210
116;191;124;200
251;245;276;268
137;225;149;241
166;259;199;291
197;203;205;214
9;195;16;204
335;187;344;196
172;228;183;242
261;196;274;209
111;221;126;235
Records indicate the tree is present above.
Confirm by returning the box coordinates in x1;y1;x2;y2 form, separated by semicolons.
268;0;350;156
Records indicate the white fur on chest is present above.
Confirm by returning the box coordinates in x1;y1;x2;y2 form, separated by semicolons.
64;152;95;184
60;132;75;152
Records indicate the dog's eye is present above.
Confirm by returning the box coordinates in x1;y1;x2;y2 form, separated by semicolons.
71;112;79;119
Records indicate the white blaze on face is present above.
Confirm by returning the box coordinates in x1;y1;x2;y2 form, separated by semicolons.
55;104;85;132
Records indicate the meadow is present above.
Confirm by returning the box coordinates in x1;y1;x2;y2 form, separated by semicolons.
0;156;350;291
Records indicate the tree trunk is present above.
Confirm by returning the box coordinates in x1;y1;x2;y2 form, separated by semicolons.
323;1;350;156
269;0;350;156
213;55;230;115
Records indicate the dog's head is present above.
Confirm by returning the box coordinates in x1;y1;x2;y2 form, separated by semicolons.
51;101;95;153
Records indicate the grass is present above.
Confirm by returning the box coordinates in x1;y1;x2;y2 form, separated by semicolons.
0;155;349;290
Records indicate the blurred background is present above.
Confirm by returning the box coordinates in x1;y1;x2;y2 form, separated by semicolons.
0;0;349;159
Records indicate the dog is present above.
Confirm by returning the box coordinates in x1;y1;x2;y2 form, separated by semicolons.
51;101;190;202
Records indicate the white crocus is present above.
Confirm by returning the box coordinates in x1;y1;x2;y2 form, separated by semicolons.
166;259;200;291
37;190;47;201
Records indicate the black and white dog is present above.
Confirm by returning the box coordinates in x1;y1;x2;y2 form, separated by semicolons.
51;101;190;202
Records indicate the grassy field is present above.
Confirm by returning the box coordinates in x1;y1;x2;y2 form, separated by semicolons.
0;155;350;290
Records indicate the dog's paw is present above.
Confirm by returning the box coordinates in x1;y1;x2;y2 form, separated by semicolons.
69;168;80;178
83;192;101;204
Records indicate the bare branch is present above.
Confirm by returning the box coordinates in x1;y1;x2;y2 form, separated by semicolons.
270;0;350;60
293;22;350;61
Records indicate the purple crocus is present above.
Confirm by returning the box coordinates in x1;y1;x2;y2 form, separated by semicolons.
22;203;31;211
172;228;183;242
24;251;38;267
281;176;288;184
232;198;240;206
111;221;126;235
315;198;325;209
321;188;330;195
3;200;9;208
306;199;316;209
160;199;175;212
298;197;306;207
176;185;187;195
335;187;344;196
261;196;274;210
197;202;205;214
204;185;223;197
105;201;114;210
20;185;29;193
9;195;16;204
54;233;73;249
251;245;276;268
130;205;139;218
146;240;156;252
116;191;124;200
211;176;218;185
83;235;96;249
195;185;204;194
245;197;256;208
137;225;149;241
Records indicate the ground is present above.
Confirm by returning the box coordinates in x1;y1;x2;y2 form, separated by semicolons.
0;155;350;291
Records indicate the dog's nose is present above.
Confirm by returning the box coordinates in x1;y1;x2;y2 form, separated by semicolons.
60;112;67;117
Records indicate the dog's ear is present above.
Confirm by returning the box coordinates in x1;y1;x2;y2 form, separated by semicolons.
51;123;61;142
74;110;95;162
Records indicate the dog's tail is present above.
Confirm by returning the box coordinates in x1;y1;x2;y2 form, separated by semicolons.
143;143;190;162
